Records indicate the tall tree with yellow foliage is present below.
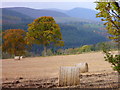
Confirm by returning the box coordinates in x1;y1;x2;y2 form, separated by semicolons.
26;16;64;56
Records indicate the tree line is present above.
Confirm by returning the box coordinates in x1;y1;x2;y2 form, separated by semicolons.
2;16;64;57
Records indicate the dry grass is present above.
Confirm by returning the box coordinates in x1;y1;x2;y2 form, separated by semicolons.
2;51;116;82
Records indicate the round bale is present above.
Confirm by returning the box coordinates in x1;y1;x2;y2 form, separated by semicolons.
14;56;20;60
59;66;80;86
76;62;88;73
20;56;23;59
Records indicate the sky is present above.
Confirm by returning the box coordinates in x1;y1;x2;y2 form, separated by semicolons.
2;0;96;2
2;0;119;10
1;1;97;10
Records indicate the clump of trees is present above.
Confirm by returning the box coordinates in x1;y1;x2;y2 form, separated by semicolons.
96;0;120;74
26;16;64;56
52;41;117;55
2;16;64;58
2;29;27;58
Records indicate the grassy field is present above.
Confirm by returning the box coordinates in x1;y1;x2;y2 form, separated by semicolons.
2;51;116;80
2;51;119;88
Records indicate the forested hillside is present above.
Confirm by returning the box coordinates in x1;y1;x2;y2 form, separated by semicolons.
7;7;100;21
2;8;33;24
2;7;109;54
7;7;69;18
60;23;108;48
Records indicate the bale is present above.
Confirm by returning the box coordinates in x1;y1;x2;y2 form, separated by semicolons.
59;66;80;86
76;62;88;73
20;56;23;59
14;56;20;60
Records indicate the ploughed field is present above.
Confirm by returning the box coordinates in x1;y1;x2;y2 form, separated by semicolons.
2;51;119;88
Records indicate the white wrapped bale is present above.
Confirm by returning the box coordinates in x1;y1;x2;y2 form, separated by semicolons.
76;62;88;73
14;56;20;60
59;66;80;86
20;56;23;59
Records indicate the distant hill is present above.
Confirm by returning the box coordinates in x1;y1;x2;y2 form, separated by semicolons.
59;23;107;48
2;7;108;52
6;7;69;18
48;7;101;21
2;7;100;24
2;8;33;24
5;7;100;21
54;17;98;23
66;8;100;21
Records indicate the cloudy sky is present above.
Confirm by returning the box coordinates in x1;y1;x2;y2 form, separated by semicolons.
1;0;97;10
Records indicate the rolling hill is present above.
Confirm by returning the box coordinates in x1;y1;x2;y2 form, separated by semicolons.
48;7;101;21
65;7;100;21
4;7;100;21
2;8;33;24
2;7;108;53
6;7;69;18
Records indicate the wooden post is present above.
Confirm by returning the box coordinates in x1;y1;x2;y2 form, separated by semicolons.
59;66;80;86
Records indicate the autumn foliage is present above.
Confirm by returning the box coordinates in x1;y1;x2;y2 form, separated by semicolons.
2;16;64;57
26;16;64;56
2;29;27;56
96;1;120;74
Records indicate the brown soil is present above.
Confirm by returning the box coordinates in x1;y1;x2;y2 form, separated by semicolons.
2;72;119;88
2;51;119;88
